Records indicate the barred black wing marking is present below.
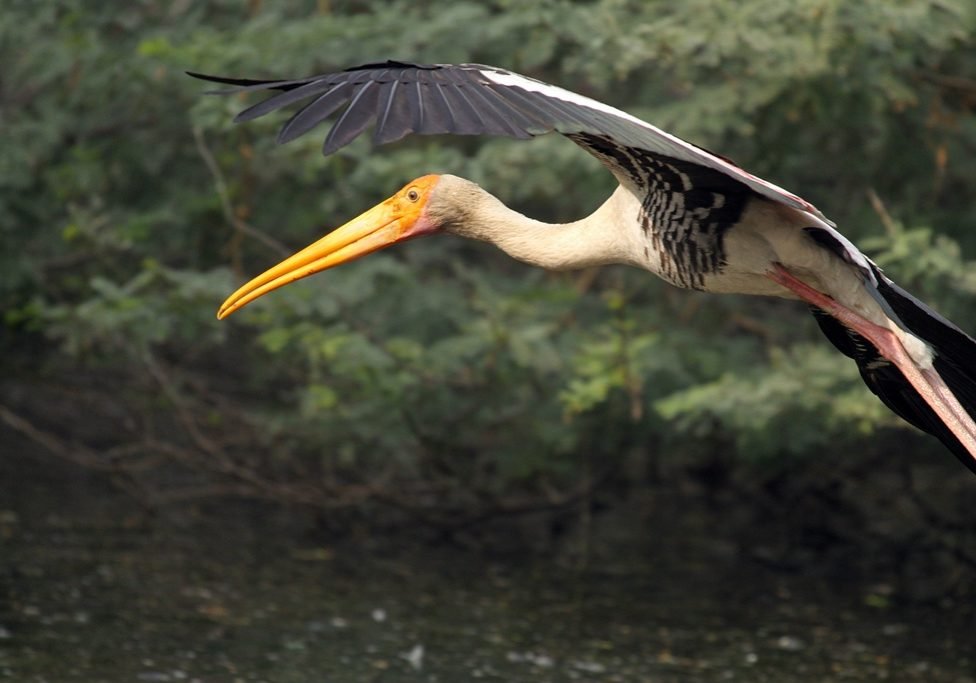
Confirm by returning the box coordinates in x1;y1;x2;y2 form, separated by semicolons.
188;62;826;221
568;132;751;289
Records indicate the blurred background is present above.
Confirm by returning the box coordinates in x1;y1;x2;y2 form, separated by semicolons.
2;1;975;680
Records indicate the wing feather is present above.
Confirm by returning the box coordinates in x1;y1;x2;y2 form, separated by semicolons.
323;81;380;155
185;71;318;93
277;82;354;143
235;78;337;123
457;84;533;138
374;80;412;145
485;85;558;134
430;82;484;135
415;82;457;134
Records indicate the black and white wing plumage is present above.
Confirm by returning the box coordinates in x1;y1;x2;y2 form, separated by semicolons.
188;61;827;220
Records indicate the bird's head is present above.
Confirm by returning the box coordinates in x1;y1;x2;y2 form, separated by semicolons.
217;174;448;319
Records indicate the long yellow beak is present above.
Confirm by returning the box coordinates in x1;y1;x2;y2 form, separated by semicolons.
217;175;440;319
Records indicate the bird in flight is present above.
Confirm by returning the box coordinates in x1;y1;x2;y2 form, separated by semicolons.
190;61;976;474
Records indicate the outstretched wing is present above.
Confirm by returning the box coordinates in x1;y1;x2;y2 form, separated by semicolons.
188;61;828;221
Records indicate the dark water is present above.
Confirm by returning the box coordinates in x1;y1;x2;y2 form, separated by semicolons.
1;466;974;682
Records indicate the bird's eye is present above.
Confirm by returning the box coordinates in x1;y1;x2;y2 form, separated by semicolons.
406;188;420;202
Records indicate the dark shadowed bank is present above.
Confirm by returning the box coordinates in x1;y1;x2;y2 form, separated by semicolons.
1;2;975;680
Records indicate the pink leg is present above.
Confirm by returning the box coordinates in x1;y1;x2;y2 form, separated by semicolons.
767;264;976;461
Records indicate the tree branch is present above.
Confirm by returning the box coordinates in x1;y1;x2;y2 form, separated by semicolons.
192;125;291;257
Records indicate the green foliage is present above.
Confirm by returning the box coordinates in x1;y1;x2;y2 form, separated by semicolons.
656;344;896;460
2;0;975;511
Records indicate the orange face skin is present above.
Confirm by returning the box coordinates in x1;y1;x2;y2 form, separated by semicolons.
217;174;442;319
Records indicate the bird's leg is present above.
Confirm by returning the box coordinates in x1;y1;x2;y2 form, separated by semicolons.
767;264;976;461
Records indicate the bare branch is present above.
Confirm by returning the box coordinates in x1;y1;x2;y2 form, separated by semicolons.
915;69;976;95
0;403;157;473
192;125;291;257
867;188;898;237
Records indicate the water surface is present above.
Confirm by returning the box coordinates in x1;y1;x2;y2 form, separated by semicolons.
1;466;973;682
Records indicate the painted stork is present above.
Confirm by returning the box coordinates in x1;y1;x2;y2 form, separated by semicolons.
190;62;976;474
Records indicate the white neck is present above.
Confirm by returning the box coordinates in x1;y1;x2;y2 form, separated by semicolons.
438;178;644;271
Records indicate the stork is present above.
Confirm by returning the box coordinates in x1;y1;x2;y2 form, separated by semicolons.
190;62;976;474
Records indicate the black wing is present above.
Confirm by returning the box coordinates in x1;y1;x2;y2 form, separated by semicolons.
188;61;828;220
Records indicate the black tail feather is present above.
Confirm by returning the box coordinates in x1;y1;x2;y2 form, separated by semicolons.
810;276;976;475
